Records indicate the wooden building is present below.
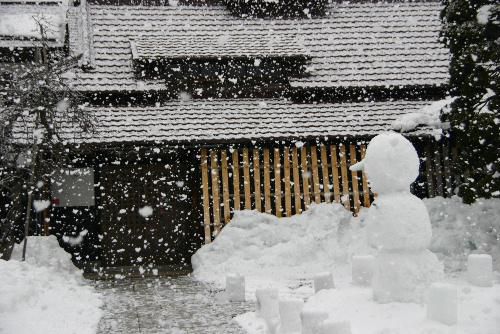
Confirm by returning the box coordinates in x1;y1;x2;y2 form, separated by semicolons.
4;0;457;271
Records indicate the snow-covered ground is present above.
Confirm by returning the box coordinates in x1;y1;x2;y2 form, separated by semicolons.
192;197;500;334
0;236;102;334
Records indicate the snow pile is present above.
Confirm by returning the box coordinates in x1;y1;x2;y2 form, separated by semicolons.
391;97;455;138
0;236;102;334
10;235;78;275
0;13;66;41
192;203;365;285
425;196;500;272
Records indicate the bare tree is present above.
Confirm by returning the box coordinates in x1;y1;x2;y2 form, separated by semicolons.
0;17;94;260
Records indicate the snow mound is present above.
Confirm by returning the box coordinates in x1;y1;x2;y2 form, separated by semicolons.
1;236;102;334
10;235;80;276
391;97;455;138
192;203;359;284
425;196;500;272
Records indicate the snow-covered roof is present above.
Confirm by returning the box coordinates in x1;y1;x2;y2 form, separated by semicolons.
11;99;437;145
0;4;67;48
66;1;449;92
131;33;309;60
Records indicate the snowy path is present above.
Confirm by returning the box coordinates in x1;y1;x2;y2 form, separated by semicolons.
95;276;252;334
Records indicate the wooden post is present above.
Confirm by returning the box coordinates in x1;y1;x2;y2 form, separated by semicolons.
243;148;252;209
301;146;311;208
349;144;361;213
292;147;302;214
253;149;262;212
263;148;272;214
274;148;282;217
200;149;211;244
360;144;371;208
320;145;331;203
232;149;241;211
210;150;221;236
310;146;321;204
221;150;231;224
434;146;444;197
425;145;435;198
330;145;341;203
339;144;350;210
283;147;292;217
442;142;452;197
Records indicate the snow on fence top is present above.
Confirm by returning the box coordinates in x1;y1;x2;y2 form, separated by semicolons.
12;99;436;144
66;1;449;92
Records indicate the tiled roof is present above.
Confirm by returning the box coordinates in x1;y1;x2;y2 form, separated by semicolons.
67;1;449;92
132;33;308;60
12;99;438;144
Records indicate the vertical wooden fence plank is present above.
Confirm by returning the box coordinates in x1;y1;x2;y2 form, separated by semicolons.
360;144;371;208
339;144;350;210
425;145;435;198
253;149;262;212
243;148;252;209
200;148;211;244
283;147;292;217
274;148;282;217
349;144;361;213
311;145;321;204
292;147;302;214
263;148;272;214
210;150;221;236
232;149;240;211
330;145;341;203
434;147;444;197
320;145;331;203
301;146;311;208
221;150;231;224
442;142;452;197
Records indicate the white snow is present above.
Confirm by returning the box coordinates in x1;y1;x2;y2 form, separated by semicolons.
351;255;375;286
313;272;335;293
33;199;51;212
0;13;66;41
351;132;420;194
301;310;328;334
391;97;455;138
226;274;246;302
426;283;458;325
425;196;500;272
138;205;153;217
477;5;493;25
467;254;493;287
1;236;102;334
192;203;358;290
278;298;303;334
354;133;443;303
319;320;352;334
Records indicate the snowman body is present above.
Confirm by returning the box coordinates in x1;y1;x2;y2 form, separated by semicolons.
360;133;443;303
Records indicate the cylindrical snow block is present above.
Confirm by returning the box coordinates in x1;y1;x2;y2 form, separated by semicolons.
352;255;375;286
467;254;493;287
319;320;352;334
256;288;280;320
301;310;328;334
313;272;335;293
426;283;458;325
278;298;304;333
226;274;245;302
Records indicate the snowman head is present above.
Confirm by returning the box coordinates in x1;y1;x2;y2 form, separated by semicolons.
351;132;420;194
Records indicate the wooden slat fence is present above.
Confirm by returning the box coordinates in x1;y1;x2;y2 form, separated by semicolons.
200;143;372;243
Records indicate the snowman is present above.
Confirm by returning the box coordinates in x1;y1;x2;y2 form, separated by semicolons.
351;132;443;303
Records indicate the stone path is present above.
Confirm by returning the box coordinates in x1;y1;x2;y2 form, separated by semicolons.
95;276;252;334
